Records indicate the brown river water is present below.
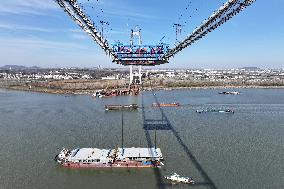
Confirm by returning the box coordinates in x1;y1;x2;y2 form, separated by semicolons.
0;88;283;189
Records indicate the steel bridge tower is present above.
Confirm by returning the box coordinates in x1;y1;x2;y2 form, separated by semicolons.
54;0;257;88
129;26;143;85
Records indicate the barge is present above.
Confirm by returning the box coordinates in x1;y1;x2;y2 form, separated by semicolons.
55;147;164;168
55;106;164;169
219;91;240;95
152;103;180;107
196;109;234;113
105;104;139;111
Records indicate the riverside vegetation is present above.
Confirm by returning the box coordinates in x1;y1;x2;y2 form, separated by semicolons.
0;78;283;95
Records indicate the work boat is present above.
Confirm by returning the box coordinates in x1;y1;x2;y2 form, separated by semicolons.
105;104;139;111
152;102;180;107
164;173;195;184
196;109;234;114
219;91;240;95
55;147;164;168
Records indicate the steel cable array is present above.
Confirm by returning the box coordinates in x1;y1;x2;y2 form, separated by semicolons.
162;0;256;61
55;0;118;61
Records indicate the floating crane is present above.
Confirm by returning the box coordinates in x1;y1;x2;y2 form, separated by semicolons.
54;0;256;66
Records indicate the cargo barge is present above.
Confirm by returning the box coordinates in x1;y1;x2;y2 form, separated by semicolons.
152;103;180;107
55;147;164;168
54;107;163;169
105;104;139;111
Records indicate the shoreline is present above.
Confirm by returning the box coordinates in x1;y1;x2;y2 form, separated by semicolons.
1;85;283;96
143;85;284;91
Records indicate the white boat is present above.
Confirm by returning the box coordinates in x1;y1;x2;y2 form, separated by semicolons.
164;173;195;184
219;91;240;95
230;91;240;95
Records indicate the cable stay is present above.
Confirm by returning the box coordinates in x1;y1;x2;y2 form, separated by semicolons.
162;0;256;61
54;0;118;61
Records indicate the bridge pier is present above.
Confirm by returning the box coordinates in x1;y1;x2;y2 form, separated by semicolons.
129;65;133;84
139;65;142;84
129;65;142;85
128;65;142;95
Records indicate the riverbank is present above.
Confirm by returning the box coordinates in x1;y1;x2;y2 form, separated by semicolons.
1;82;283;96
143;85;284;91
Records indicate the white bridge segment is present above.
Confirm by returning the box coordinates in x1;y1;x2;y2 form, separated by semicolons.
162;0;256;61
54;0;118;61
55;0;256;65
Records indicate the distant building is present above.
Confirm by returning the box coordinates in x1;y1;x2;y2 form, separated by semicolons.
101;75;118;80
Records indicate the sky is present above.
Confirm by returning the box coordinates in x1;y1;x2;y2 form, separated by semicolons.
0;0;283;69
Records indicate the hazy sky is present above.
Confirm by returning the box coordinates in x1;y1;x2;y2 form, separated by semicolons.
0;0;283;68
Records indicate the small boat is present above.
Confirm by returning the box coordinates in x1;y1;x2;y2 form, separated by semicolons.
97;94;104;98
164;173;195;184
93;90;118;98
152;103;180;107
196;109;234;113
105;104;139;111
219;91;240;95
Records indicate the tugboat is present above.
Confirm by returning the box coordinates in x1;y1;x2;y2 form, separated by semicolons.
152;102;180;107
164;173;195;184
196;109;234;113
105;104;139;111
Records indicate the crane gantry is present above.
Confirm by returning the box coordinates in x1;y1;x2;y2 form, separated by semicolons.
54;0;256;66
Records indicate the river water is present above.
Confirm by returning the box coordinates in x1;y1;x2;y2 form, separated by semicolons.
0;88;283;189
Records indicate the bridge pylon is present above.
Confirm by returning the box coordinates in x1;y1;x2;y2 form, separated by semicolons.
128;27;143;86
